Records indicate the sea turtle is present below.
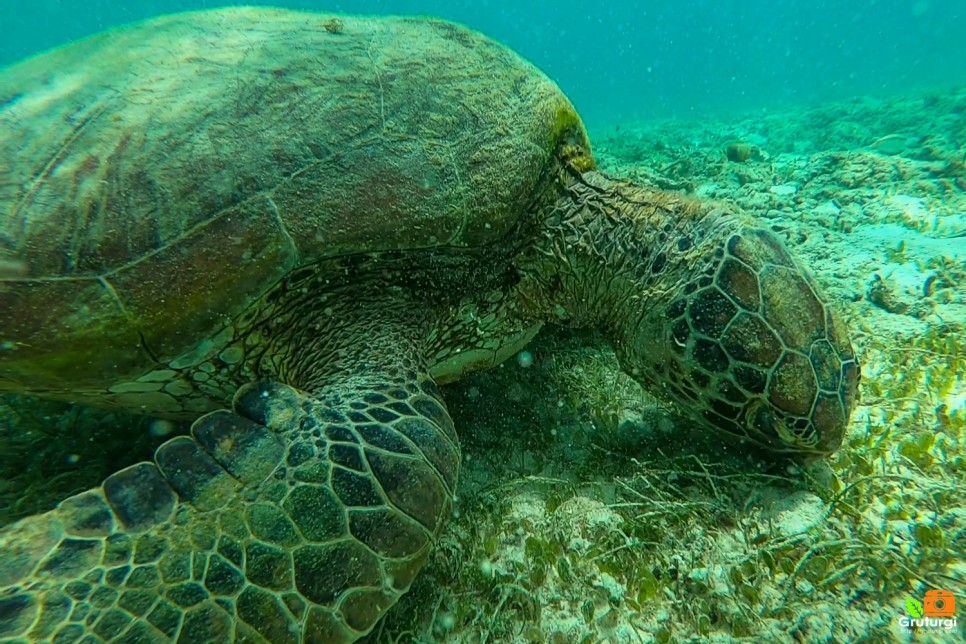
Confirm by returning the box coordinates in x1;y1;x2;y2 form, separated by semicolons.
0;7;860;642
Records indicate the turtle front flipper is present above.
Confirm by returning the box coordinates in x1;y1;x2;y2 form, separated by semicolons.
0;371;460;641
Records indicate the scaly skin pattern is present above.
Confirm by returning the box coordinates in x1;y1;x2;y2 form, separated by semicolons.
0;306;460;642
0;163;859;642
516;170;859;457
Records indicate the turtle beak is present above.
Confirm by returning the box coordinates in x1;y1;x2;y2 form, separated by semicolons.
611;212;859;461
741;398;845;459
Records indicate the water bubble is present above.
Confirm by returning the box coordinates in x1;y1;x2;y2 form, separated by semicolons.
437;612;456;630
149;420;175;438
516;351;534;368
479;559;493;578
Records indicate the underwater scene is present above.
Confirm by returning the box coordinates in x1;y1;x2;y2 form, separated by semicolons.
0;1;964;642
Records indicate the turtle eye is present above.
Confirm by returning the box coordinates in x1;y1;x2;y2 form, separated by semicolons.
748;403;822;453
752;406;777;439
748;403;799;447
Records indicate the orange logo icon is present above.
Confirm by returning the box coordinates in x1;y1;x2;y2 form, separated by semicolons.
923;589;955;617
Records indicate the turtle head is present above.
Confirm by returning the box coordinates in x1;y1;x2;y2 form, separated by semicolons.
525;174;858;457
628;225;859;458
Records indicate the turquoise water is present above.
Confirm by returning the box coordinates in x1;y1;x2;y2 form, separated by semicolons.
2;0;964;126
